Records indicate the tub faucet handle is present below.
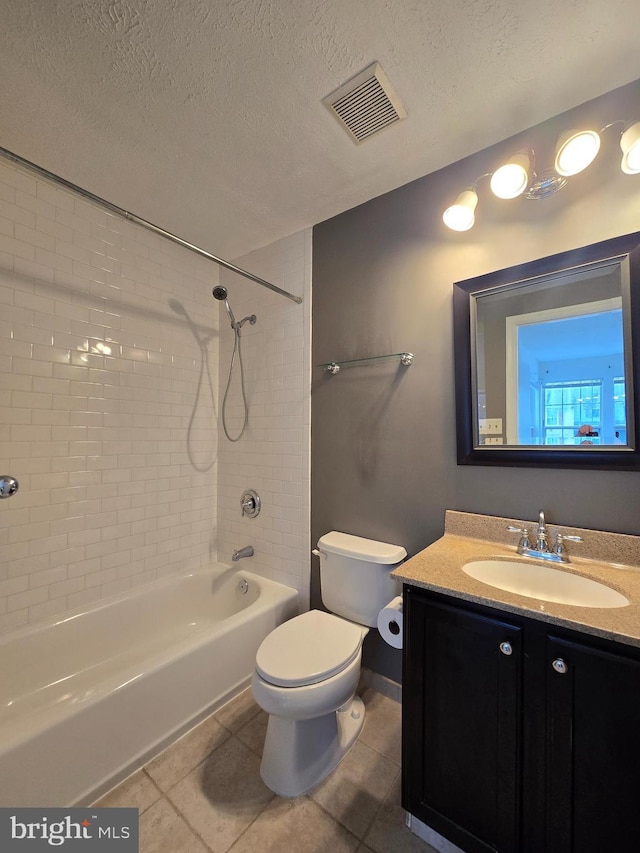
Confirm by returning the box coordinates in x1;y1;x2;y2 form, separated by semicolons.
240;489;261;518
0;475;19;499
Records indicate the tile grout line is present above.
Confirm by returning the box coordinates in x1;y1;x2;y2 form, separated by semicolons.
303;747;402;845
140;767;164;814
224;791;278;853
358;764;403;845
144;713;240;797
301;792;366;846
161;732;276;853
157;728;235;799
158;792;218;853
361;765;404;851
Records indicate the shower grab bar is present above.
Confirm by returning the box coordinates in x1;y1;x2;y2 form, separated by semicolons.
0;146;303;305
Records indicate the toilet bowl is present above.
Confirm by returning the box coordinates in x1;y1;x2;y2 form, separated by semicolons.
252;531;407;797
252;609;368;797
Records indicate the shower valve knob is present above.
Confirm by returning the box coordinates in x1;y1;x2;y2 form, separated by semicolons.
0;476;19;499
240;489;261;518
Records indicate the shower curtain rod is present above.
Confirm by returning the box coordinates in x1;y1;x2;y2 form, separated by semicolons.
0;146;303;305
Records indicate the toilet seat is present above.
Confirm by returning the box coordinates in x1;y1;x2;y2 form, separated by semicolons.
256;610;364;688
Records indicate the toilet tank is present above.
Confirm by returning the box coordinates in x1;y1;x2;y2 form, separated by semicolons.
317;531;407;627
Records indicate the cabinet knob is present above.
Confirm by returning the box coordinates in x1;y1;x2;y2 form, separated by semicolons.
552;658;568;674
499;641;513;656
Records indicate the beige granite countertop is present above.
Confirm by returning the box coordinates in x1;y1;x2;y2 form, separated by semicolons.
392;510;640;648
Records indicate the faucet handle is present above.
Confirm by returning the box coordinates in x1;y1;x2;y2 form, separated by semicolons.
553;533;583;559
240;489;261;518
507;525;531;552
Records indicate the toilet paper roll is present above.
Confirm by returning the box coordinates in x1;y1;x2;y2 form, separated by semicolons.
377;596;403;649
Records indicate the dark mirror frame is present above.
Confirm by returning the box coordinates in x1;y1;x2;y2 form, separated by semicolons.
454;231;640;469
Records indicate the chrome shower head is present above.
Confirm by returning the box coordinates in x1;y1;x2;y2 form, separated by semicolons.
212;287;257;332
212;286;237;328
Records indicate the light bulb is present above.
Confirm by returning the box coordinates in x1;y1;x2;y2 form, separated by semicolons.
620;122;640;174
554;129;600;176
443;189;477;232
490;152;531;199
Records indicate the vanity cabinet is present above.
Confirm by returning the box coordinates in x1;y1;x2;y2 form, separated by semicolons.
402;585;640;853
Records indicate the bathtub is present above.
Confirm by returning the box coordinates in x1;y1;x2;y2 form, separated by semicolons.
0;566;299;807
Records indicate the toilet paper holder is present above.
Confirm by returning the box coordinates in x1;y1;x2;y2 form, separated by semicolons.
377;596;404;650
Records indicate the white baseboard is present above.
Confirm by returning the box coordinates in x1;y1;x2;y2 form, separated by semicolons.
406;813;465;853
359;667;401;703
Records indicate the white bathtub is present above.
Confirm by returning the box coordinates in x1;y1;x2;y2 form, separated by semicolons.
0;566;299;807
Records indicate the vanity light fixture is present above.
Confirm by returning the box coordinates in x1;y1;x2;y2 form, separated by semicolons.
442;188;478;231
620;121;640;174
443;119;640;232
489;150;531;199
554;129;601;176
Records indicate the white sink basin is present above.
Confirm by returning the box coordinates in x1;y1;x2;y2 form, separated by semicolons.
462;559;629;609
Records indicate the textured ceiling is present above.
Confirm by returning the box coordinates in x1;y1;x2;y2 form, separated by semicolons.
1;0;640;259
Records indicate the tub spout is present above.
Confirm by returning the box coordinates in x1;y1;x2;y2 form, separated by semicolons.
232;545;254;562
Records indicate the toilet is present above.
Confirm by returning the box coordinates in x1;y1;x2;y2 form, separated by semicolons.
252;530;406;797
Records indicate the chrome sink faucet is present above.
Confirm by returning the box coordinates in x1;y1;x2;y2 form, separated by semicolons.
535;510;549;553
507;510;582;563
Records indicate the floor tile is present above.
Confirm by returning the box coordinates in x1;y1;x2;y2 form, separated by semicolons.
145;715;231;792
310;740;400;839
358;688;402;765
214;687;261;733
364;776;438;853
167;735;274;853
97;686;413;852
94;769;161;814
228;795;360;852
139;797;209;853
235;708;268;757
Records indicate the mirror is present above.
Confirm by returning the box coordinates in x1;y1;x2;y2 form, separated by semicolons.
454;231;640;468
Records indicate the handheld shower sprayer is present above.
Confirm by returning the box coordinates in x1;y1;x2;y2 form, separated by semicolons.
212;285;236;328
212;286;257;441
212;286;256;331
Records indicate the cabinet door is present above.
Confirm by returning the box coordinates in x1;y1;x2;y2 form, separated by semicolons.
403;589;523;853
546;635;640;853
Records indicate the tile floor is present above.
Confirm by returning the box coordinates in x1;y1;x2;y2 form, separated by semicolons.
96;686;437;852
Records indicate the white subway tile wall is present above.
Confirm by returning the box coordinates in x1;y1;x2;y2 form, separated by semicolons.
218;231;311;608
0;158;221;632
0;157;311;633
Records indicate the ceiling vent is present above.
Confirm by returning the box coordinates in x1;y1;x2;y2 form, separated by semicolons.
323;62;407;144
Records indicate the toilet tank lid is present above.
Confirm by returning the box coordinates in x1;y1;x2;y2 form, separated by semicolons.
317;531;406;564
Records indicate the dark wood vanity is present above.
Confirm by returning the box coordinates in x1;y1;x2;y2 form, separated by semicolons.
402;585;640;853
394;510;640;853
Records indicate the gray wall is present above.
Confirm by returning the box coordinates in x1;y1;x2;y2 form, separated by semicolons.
311;79;640;682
